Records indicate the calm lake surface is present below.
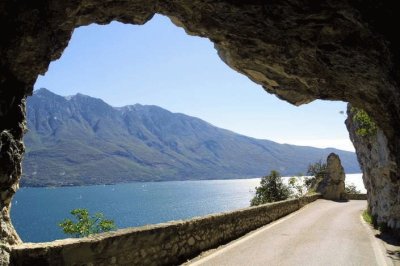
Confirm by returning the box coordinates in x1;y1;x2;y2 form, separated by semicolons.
11;174;365;243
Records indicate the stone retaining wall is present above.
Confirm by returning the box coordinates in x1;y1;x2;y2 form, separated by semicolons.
344;193;368;200
10;194;321;266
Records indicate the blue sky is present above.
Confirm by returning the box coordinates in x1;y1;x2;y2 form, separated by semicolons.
34;15;354;151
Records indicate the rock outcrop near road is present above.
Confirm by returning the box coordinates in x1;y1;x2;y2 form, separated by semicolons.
316;153;346;200
346;105;399;231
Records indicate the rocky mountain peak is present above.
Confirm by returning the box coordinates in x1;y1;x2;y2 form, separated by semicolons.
22;89;360;187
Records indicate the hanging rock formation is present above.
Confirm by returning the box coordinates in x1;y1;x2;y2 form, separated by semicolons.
316;153;346;200
346;105;399;231
1;1;400;263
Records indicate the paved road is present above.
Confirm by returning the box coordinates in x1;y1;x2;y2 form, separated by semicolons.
188;200;388;266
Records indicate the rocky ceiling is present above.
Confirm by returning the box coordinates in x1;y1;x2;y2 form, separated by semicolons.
0;0;399;256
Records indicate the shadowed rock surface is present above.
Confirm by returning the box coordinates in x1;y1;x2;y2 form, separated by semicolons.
1;0;400;263
316;153;346;200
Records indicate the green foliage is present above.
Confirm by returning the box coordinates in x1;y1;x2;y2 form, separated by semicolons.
351;107;377;137
377;221;389;232
307;160;327;178
59;208;116;238
306;188;316;195
305;160;327;189
250;170;291;206
362;209;373;225
250;160;333;206
345;183;361;194
303;176;316;189
362;210;390;232
288;175;307;198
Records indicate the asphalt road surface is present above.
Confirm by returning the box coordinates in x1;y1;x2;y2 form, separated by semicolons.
188;200;389;266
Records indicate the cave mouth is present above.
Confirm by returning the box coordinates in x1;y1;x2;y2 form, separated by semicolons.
2;1;400;251
33;14;356;152
10;14;364;243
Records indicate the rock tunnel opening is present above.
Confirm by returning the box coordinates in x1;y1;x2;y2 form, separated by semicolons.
1;1;400;259
11;14;366;243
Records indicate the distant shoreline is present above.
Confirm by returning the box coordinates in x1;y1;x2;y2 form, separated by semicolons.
19;173;363;188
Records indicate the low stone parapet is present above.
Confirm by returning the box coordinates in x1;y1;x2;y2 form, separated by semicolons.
343;193;367;200
10;194;321;266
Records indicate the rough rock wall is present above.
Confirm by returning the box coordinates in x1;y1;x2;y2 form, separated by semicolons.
0;0;399;260
316;153;346;200
10;195;320;266
346;105;400;231
0;88;25;265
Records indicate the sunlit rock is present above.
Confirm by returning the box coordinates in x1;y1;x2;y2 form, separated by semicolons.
316;153;346;200
346;105;400;233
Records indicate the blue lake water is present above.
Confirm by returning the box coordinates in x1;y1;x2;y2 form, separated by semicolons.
11;174;365;243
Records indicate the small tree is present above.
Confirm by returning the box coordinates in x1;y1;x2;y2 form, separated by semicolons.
59;208;116;238
307;160;327;179
288;175;307;198
345;183;361;194
250;170;291;206
305;160;327;189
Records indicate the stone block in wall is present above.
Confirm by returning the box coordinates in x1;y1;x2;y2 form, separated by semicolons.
10;194;321;266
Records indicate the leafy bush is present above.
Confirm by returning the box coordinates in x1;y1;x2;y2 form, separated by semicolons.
351;107;377;137
59;208;116;238
345;183;361;194
362;209;373;225
304;160;327;189
362;209;390;232
250;170;291;206
288;175;308;198
307;160;327;179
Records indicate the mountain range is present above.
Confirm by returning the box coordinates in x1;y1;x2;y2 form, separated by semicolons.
21;88;360;186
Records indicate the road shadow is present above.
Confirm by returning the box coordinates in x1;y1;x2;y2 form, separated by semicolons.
375;231;400;262
330;199;349;203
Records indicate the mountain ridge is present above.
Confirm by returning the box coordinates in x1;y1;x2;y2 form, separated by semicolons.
21;88;360;187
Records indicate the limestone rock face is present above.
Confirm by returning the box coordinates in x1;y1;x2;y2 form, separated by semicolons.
317;153;346;200
0;92;24;264
346;105;400;231
1;1;400;262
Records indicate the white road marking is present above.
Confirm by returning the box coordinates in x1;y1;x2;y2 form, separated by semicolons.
360;215;391;266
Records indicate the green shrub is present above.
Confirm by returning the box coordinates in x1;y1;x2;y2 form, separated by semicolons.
250;170;291;206
304;160;327;189
59;208;116;238
288;175;308;198
307;160;327;179
362;209;373;225
351;107;377;137
345;183;361;194
362;210;388;233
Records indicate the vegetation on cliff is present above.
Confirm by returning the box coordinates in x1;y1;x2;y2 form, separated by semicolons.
351;107;377;137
